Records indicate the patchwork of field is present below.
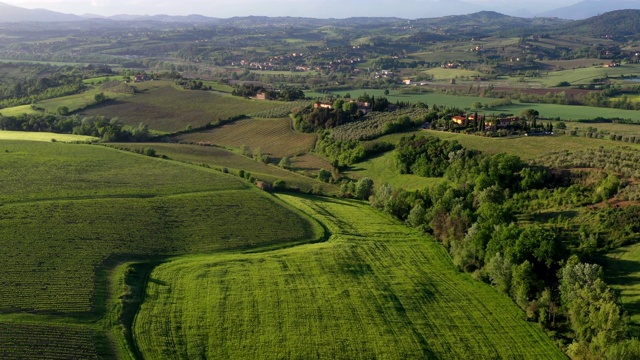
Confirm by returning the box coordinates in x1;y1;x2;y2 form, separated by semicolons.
318;89;640;122
177;117;317;158
81;81;283;132
134;194;564;359
0;140;317;358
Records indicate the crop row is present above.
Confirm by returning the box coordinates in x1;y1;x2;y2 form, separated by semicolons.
532;146;640;178
178;117;316;158
0;322;98;360
81;82;283;132
0;191;311;313
332;108;431;141
0;141;246;204
248;100;313;118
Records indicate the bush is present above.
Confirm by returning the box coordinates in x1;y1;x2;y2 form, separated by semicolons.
144;148;156;157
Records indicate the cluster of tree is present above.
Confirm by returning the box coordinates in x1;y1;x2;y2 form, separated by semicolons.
0;113;149;142
293;106;354;132
0;63;114;109
314;131;394;168
175;79;212;90
367;144;639;355
395;135;467;177
293;95;397;133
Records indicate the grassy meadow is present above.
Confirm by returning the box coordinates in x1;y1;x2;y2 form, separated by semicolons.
0;104;39;116
134;194;564;359
0;130;97;142
347;151;442;190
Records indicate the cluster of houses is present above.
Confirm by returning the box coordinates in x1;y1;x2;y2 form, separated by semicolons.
451;114;520;129
313;100;372;114
373;70;394;79
133;74;151;82
230;54;363;72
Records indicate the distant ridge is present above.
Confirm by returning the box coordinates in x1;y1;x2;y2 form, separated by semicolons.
538;0;640;20
0;1;81;22
562;9;640;37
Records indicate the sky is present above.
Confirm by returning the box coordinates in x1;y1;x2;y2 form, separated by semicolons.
1;0;583;18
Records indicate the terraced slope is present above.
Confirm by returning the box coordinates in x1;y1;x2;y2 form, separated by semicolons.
134;194;565;359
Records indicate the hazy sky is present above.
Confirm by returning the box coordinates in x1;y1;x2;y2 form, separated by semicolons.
2;0;583;18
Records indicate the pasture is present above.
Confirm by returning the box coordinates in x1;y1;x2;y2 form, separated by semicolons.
347;151;442;191
176;117;317;158
134;194;564;359
80;81;283;132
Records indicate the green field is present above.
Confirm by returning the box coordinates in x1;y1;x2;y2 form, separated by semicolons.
134;194;564;359
114;142;337;194
0;140;317;358
37;86;130;113
423;67;482;80
82;76;126;84
604;244;640;337
0;130;97;142
531;64;640;87
372;130;640;160
80;81;284;132
347;151;442;190
311;89;640;121
0;105;39;116
177;117;317;158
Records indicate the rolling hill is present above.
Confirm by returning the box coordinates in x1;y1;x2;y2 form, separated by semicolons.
539;0;640;20
0;1;81;22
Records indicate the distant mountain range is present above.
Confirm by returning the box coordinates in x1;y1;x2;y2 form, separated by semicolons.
0;0;639;22
0;1;80;22
537;0;640;20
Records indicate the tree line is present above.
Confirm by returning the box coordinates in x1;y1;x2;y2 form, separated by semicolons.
364;135;640;357
0;113;149;142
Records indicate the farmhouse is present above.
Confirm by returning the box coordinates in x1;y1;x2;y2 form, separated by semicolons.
452;116;467;125
495;117;519;127
256;181;273;191
314;101;334;110
134;74;151;82
255;92;267;100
